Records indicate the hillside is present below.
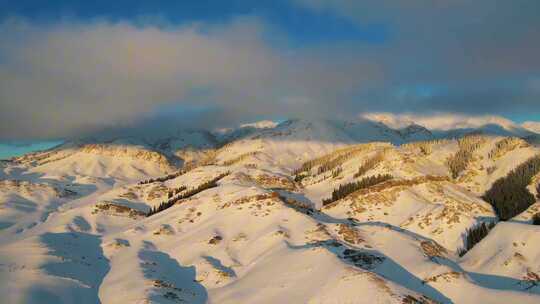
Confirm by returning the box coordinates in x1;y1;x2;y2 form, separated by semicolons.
1;118;540;303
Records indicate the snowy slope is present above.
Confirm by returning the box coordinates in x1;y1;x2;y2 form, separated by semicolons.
1;117;540;303
523;121;540;134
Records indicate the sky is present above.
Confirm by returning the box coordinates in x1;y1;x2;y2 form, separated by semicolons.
0;140;63;160
0;0;539;141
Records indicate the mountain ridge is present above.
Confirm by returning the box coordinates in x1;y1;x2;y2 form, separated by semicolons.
1;116;540;303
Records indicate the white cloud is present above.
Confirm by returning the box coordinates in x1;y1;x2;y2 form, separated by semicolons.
0;17;382;139
0;18;281;138
523;121;540;134
2;2;540;140
362;112;520;131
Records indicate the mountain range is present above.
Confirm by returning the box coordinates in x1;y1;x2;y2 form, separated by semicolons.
1;115;540;303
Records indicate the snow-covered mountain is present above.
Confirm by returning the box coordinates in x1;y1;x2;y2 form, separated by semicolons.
1;117;540;303
364;112;535;138
523;121;540;134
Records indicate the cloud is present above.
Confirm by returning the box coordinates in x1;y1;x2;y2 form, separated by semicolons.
362;112;520;131
0;18;272;138
295;0;540;116
296;1;540;78
1;2;540;140
523;121;540;134
0;17;381;139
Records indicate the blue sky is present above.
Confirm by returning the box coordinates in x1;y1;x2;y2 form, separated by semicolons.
0;140;63;160
0;0;387;45
0;0;539;142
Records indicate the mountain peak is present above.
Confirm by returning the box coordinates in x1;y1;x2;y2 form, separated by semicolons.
523;121;540;134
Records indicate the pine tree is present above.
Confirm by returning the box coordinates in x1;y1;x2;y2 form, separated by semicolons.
332;167;342;178
446;135;486;179
146;172;230;217
322;174;392;206
353;152;384;178
482;155;540;220
458;222;495;256
533;213;540;225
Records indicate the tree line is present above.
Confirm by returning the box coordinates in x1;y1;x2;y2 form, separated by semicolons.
446;135;486;179
221;151;259;166
353;152;385;178
535;183;540;225
138;160;204;185
488;137;528;160
458;222;496;257
147;171;230;216
167;186;187;199
332;167;342;178
293;144;370;176
482;155;540;220
322;174;392;206
402;139;450;156
139;169;188;185
533;213;540;225
293;143;384;182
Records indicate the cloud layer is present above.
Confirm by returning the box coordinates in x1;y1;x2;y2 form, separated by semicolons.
1;1;539;139
362;112;519;131
0;17;382;139
297;0;540;113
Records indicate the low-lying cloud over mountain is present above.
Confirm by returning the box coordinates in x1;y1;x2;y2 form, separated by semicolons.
1;1;539;140
363;113;521;131
523;121;540;134
0;17;380;139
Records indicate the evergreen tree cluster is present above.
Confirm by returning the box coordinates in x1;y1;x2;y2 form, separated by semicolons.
446;149;472;179
139;169;188;185
316;148;379;176
458;222;496;257
167;186;187;199
293;143;378;178
332;167;342;178
294;172;308;183
322;174;392;206
403;141;433;156
486;166;496;175
293;144;364;173
532;184;540;226
138;157;216;186
446;135;486;179
418;144;432;156
147;171;230;216
488;137;529;160
402;139;450;156
353;152;385;178
316;155;346;175
221;151;259;166
532;213;540;225
482;155;540;220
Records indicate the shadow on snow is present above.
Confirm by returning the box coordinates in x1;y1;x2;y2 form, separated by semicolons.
26;232;110;304
138;247;208;303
